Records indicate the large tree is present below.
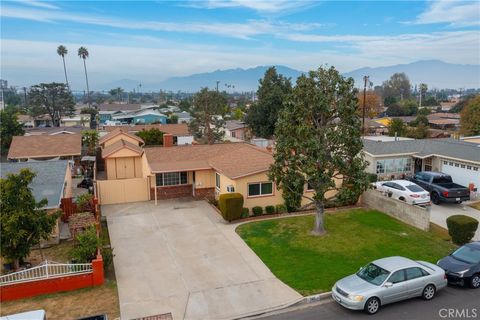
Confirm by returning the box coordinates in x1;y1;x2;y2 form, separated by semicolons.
245;67;292;138
388;118;407;137
78;47;91;107
189;88;227;144
270;66;369;235
136;128;164;146
57;45;69;89
28;83;75;126
382;73;411;101
0;106;25;152
357;90;382;119
0;169;58;269
460;95;480;136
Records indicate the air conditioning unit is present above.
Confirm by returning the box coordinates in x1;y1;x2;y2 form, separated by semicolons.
226;185;235;193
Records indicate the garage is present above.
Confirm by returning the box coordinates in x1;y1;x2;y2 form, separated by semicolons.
441;159;480;189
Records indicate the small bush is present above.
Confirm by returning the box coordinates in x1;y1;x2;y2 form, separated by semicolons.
218;193;244;222
241;208;249;218
367;173;378;183
71;226;100;263
252;206;263;216
446;215;479;245
102;247;114;271
265;205;276;215
276;204;288;214
76;193;94;212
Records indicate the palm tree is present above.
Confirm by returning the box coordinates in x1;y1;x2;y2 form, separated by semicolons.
57;45;69;89
78;47;91;107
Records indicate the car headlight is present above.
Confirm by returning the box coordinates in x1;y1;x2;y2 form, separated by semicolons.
452;269;470;277
348;294;364;301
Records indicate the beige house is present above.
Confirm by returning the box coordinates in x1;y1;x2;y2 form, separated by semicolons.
96;128;317;209
7;134;82;161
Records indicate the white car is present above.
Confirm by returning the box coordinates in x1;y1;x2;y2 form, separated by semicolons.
374;180;430;205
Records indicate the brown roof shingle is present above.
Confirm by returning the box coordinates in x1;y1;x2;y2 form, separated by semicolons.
8;134;82;159
145;143;273;179
103;124;190;136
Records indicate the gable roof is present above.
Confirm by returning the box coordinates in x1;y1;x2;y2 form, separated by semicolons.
103;124;191;136
8;134;82;159
99;128;144;146
225;120;247;131
0;160;69;209
363;138;480;164
102;139;144;158
145;143;273;179
24;126;85;136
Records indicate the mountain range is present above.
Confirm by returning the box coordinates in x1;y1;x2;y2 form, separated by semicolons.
100;60;480;92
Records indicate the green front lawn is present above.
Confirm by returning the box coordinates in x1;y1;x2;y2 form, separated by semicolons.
236;209;456;295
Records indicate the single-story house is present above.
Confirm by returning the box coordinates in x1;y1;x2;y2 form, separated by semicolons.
112;109;167;124
60;114;91;127
17;114;35;128
225;120;249;141
96;129;330;209
175;111;192;123
100;123;194;145
7;134;82;162
24;126;85;136
1;160;73;244
363;138;480;188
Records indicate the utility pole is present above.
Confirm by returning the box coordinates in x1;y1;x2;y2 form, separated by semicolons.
362;75;369;136
216;81;220;92
23;87;27;107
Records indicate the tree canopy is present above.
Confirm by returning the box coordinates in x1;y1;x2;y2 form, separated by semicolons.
388;118;407;137
245;67;292;138
0;169;58;269
27;82;75;127
189;88;227;144
357;90;382;118
136;128;164;145
270;66;369;235
382;73;411;101
0;106;24;152
460;95;480;136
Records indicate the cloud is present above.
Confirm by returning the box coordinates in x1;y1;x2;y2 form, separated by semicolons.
1;5;323;40
409;0;480;26
183;0;318;14
17;0;60;10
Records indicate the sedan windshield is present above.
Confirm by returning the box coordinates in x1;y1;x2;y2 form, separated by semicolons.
356;263;390;286
406;185;424;192
452;245;480;264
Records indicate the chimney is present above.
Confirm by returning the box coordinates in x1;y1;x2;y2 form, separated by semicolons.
163;134;174;147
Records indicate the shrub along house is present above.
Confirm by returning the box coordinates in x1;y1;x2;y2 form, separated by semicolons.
96;128;318;209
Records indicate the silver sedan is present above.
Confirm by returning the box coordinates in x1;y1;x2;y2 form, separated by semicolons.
332;256;447;314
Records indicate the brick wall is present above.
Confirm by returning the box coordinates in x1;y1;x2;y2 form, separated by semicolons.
152;185;193;199
194;187;215;200
361;189;431;231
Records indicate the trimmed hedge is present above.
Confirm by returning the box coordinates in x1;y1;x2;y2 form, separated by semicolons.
446;215;479;245
265;205;276;215
275;204;288;214
218;193;244;222
252;206;263;216
241;208;250;219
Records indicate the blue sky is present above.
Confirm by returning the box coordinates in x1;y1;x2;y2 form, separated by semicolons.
1;0;479;90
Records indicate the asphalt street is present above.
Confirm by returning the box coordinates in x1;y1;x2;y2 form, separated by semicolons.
259;286;479;320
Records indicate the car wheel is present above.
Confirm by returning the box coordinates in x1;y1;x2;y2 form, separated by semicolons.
470;274;480;289
399;197;405;202
364;297;381;315
431;192;440;205
422;284;436;300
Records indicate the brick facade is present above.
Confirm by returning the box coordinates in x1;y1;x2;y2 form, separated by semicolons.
194;187;215;200
151;184;193;200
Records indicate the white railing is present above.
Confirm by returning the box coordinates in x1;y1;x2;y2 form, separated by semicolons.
0;260;93;286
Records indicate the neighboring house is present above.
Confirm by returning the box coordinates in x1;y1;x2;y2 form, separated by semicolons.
99;103;142;112
33;114;53;127
1;160;73;244
225;120;249;141
101;123;193;145
363;138;480;188
427;113;460;130
112;109;167;124
175;111;192;123
7;134;82;162
461;135;480;144
60;114;91;127
17;114;34;128
24;126;84;136
96;129;322;209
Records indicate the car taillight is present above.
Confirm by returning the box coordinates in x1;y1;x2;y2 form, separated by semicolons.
443;191;449;197
410;194;420;198
444;274;447;280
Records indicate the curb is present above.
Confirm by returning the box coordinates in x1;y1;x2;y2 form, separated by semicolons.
301;291;332;304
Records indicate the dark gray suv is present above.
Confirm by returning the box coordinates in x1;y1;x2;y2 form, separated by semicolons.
437;241;480;289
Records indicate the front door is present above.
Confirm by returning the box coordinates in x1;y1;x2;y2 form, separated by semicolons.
414;158;423;173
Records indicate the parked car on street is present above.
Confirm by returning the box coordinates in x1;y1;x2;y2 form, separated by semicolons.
437;241;480;289
332;256;447;314
374;180;430;205
409;172;470;205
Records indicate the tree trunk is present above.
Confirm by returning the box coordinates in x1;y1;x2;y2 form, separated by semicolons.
13;258;20;271
311;200;326;236
62;56;69;89
83;59;91;108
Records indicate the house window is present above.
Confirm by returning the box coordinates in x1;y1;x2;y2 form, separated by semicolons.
248;182;273;197
376;158;412;174
467;166;472;170
156;172;188;186
474;167;478;171
215;172;221;189
231;131;236;138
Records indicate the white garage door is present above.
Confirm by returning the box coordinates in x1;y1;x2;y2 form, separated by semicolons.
441;159;480;188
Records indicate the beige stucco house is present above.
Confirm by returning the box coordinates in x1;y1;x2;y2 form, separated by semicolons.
96;128;318;209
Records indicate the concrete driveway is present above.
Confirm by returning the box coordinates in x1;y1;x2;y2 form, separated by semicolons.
430;202;480;241
103;200;301;320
